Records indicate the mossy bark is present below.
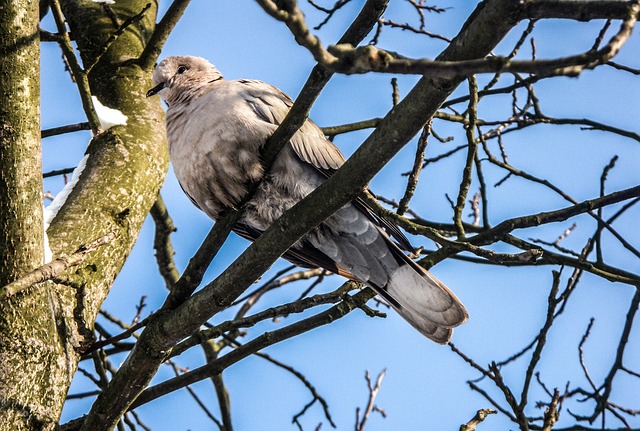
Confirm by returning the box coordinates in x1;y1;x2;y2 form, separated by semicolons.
0;0;53;429
0;0;168;429
0;0;43;285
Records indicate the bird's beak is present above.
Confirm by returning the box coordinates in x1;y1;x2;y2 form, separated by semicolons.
146;82;165;98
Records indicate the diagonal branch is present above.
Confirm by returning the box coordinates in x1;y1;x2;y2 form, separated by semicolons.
49;0;101;133
129;288;379;411
467;185;640;247
460;408;498;431
138;0;192;71
78;2;390;429
0;232;116;300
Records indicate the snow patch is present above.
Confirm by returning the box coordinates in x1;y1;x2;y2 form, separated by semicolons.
43;229;52;264
44;154;90;234
92;0;116;4
92;96;128;130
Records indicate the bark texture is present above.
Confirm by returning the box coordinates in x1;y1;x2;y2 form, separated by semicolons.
0;0;50;429
0;0;43;285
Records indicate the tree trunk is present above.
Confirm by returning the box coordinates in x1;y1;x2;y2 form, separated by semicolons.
0;1;167;429
0;0;55;429
0;0;43;285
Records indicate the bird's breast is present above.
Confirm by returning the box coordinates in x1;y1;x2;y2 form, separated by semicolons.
166;100;265;220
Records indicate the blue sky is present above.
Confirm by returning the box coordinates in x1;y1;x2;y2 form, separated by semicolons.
41;1;640;430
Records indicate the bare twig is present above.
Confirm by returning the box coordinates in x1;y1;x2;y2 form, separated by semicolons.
130;288;378;411
256;1;640;77
49;0;101;133
149;195;180;290
453;75;479;239
397;123;430;215
171;283;355;358
308;0;352;30
459;408;497;431
355;369;386;431
380;19;451;43
391;77;399;106
43;167;76;178
84;316;148;355
200;340;233;431
42;122;91;138
596;155;619;263
0;232;116;300
167;360;224;428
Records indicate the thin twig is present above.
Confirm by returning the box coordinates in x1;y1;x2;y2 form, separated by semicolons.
596;155;618;263
49;0;101;133
149;195;180;290
380;19;451;43
308;0;352;30
84;316;149;355
0;232;116;300
42;122;91;138
43;167;76;178
397;123;430;215
453;75;478;238
355;369;386;431
168;360;224;428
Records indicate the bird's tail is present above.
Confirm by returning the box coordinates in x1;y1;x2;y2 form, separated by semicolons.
375;260;468;344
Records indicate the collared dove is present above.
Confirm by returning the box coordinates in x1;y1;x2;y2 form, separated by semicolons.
147;56;468;343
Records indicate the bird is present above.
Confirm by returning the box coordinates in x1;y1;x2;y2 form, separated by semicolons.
147;55;468;343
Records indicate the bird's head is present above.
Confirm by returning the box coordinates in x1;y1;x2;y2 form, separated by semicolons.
146;56;223;106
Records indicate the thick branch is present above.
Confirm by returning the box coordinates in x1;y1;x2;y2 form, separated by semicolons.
0;0;49;427
256;0;639;78
522;0;635;20
0;0;43;285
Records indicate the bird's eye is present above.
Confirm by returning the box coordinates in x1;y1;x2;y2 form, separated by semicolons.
177;65;187;74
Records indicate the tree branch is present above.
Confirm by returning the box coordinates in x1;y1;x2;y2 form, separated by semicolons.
149;195;180;290
0;232;116;301
49;0;101;133
256;0;640;78
138;0;192;71
453;76;479;238
130;288;379;411
460;408;498;431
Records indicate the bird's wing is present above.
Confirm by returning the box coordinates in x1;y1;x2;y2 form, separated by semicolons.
352;195;416;253
238;79;415;250
237;80;467;343
239;80;344;173
233;221;358;279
